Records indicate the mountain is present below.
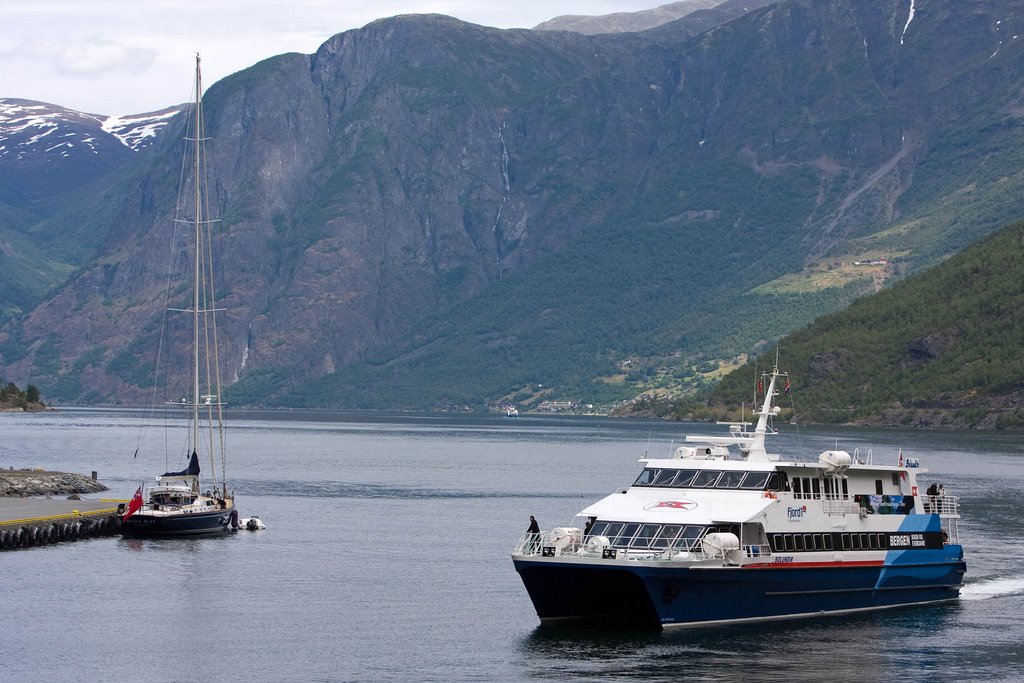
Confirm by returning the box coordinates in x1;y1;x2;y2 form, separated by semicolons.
534;0;772;35
0;99;183;320
709;219;1024;429
3;0;1024;411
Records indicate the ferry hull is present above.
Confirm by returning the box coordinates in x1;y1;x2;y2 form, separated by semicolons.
513;547;966;627
121;508;234;537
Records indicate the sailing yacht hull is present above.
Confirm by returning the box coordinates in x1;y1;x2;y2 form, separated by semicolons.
121;507;234;537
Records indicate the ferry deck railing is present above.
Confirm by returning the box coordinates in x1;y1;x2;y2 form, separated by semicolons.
512;532;773;563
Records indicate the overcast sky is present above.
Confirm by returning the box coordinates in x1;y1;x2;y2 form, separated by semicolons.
1;1;663;115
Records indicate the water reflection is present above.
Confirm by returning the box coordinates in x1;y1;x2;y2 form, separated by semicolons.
517;605;970;681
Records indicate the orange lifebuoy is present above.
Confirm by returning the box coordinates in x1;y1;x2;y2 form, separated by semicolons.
764;490;777;499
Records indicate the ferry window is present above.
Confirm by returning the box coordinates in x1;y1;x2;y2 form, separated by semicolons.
841;534;851;551
590;522;610;538
860;534;870;549
877;534;887;549
812;534;823;551
602;523;624;540
841;479;849;496
851;534;861;550
740;472;770;490
804;534;814;551
653;469;678;487
875;479;883;495
767;472;784;491
801;477;812;498
652;525;682;548
792;478;803;496
772;534;785;551
823;535;833;551
692;470;723;488
716;471;746;488
630;524;661;548
784;535;794;551
891;473;900;486
794;535;804;551
634;469;659;486
674;526;704;549
669;470;698;488
811;479;821;498
611;523;640;547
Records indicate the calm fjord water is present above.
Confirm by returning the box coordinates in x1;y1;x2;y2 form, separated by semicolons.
2;409;1023;681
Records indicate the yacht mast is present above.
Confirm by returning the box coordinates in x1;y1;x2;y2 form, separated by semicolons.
192;54;203;465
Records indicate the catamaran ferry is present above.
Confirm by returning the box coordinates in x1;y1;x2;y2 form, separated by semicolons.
511;367;966;628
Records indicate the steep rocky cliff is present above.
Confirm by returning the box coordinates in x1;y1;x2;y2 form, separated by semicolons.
3;0;1024;410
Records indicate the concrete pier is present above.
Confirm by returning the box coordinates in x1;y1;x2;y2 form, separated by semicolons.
0;497;125;551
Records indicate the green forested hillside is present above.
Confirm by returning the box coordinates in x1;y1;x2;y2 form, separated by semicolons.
710;221;1024;428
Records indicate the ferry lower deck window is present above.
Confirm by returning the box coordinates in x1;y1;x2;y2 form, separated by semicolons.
613;523;640;546
823;535;833;551
674;526;704;549
841;534;851;551
772;534;785;551
652;525;682;548
794;535;805;551
875;480;883;495
602;523;624;540
891;473;900;486
812;534;823;551
630;524;661;548
784;535;794;551
860;533;870;549
851;534;861;550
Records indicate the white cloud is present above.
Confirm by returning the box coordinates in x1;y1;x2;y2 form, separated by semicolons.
56;40;157;78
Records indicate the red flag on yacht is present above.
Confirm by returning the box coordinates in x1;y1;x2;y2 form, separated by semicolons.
123;485;143;520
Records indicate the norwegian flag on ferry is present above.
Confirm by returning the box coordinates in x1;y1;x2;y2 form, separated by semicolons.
898;449;907;480
123;485;143;520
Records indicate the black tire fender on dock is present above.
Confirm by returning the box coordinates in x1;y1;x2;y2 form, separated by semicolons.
70;522;81;540
0;530;9;549
48;524;59;543
19;527;31;547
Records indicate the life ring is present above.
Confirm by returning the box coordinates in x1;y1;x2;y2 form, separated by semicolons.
764;490;777;499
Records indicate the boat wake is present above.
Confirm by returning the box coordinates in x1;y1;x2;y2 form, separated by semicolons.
959;576;1024;601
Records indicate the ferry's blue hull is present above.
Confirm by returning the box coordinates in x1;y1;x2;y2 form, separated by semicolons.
513;547;966;627
121;508;233;537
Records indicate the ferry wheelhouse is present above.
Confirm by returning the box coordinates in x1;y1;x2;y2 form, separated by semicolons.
511;367;966;628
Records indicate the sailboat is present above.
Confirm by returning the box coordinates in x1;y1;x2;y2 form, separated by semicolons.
121;54;236;537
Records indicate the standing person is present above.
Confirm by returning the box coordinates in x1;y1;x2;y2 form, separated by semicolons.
527;515;540;553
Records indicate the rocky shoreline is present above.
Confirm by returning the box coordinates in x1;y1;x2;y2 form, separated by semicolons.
0;470;109;497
